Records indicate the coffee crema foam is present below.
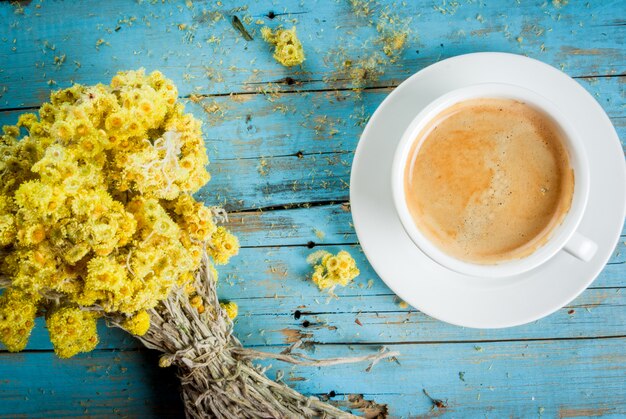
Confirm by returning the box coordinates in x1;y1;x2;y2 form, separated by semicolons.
404;98;574;264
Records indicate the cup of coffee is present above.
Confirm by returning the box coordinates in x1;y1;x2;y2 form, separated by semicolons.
391;83;597;278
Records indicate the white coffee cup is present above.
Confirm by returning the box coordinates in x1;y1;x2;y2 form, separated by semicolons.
391;83;597;278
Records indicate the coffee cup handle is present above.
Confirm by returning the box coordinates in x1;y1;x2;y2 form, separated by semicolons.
564;231;598;262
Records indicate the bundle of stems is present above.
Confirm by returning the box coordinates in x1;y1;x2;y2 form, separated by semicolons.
119;251;399;418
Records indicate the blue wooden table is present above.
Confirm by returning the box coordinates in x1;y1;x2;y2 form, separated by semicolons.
1;1;625;417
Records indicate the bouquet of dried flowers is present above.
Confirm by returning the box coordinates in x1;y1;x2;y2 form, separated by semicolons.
0;69;396;417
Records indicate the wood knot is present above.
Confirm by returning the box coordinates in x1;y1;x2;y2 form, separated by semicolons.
276;76;302;86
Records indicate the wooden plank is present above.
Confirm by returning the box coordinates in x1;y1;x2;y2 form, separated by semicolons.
1;77;623;161
1;0;625;109
5;318;139;352
3;205;624;350
228;287;626;346
1;78;623;212
226;203;358;246
254;338;626;418
1;337;624;418
188;75;625;161
0;350;185;418
197;150;352;210
223;202;626;249
9;285;626;351
217;244;626;297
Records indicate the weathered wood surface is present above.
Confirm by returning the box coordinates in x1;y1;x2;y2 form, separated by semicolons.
2;338;625;418
1;0;625;418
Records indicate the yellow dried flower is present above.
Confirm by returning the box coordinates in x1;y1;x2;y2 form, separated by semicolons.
0;214;16;246
86;256;128;294
46;307;99;358
208;227;240;265
158;355;173;368
220;301;238;320
16;113;38;130
209;263;219;283
165;194;217;242
0;288;38;352
122;310;150;336
190;295;203;308
307;250;360;291
0;69;239;357
261;26;305;67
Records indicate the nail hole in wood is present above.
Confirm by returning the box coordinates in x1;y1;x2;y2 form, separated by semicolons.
306;241;315;249
294;310;302;319
267;10;276;19
302;320;310;328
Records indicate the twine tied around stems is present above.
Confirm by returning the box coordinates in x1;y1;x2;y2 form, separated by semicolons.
111;251;399;418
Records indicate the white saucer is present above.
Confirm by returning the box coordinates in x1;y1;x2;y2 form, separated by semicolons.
350;52;626;328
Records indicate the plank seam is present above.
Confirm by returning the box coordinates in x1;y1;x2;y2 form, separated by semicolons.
5;333;625;354
231;199;348;214
1;74;622;114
